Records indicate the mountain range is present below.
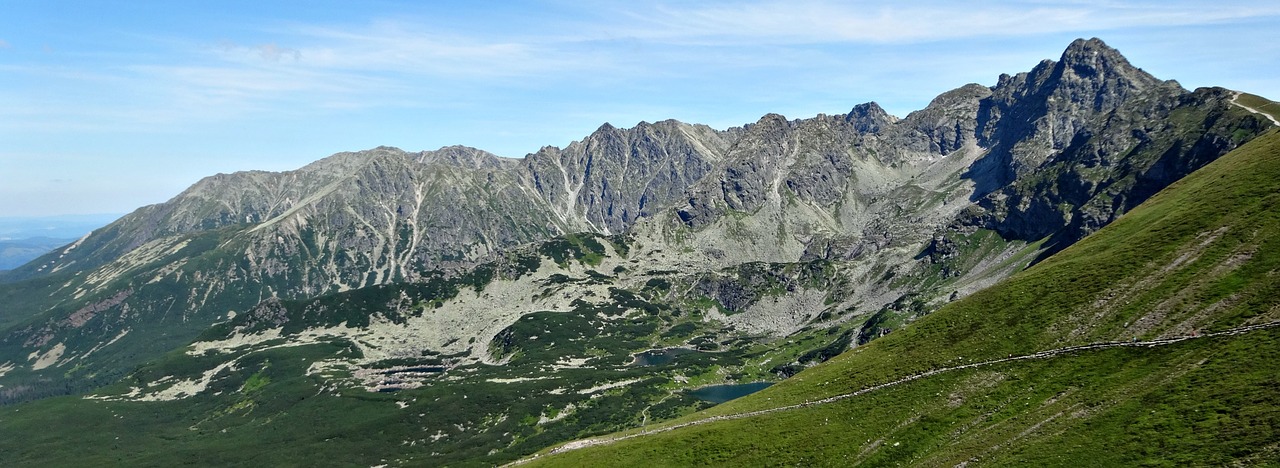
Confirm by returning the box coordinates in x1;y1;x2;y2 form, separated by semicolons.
525;124;1280;467
0;38;1277;466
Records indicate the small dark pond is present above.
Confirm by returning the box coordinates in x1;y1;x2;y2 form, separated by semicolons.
630;347;698;366
689;382;774;404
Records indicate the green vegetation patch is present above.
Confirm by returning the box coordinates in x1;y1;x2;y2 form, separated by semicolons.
527;131;1280;466
1236;92;1280;122
530;327;1280;467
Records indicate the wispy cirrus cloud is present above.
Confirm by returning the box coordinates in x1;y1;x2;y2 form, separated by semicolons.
4;1;1278;217
603;0;1280;45
252;43;301;62
11;1;1280;135
208;20;574;80
9;0;1277;137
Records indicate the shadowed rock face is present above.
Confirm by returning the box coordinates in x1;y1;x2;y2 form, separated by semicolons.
961;38;1270;252
0;38;1274;405
522;120;735;235
19;38;1251;290
675;38;1269;255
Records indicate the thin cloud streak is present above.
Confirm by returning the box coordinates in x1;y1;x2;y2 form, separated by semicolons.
214;22;575;80
3;1;1279;218
5;1;1274;139
615;1;1280;45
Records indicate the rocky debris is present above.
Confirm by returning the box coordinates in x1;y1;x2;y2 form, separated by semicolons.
3;38;1275;404
60;289;133;328
523;120;733;234
238;297;291;332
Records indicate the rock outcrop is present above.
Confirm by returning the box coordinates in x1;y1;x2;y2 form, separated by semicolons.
0;38;1274;406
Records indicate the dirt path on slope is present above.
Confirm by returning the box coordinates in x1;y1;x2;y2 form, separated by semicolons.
1232;92;1280;127
507;321;1280;465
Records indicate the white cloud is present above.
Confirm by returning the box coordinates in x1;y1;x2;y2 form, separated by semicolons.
9;1;1275;137
4;1;1279;217
256;43;301;62
10;1;1278;131
209;21;572;81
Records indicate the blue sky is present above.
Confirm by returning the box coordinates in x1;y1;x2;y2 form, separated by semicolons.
2;1;1278;217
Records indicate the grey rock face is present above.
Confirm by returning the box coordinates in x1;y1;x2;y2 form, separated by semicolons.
22;125;736;294
973;38;1165;184
893;83;992;158
844;102;895;134
677;112;874;228
663;37;1270;259
2;38;1274;405
29;38;1205;296
522;120;733;234
961;39;1273;249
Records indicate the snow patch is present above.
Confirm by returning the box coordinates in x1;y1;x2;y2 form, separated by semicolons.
134;360;239;401
554;357;593;370
487;376;553;384
578;378;643;395
187;329;285;355
31;343;66;370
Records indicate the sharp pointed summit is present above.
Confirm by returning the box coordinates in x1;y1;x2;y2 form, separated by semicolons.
1053;37;1166;111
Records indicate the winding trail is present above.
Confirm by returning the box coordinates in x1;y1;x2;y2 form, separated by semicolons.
507;321;1280;465
1231;92;1280;127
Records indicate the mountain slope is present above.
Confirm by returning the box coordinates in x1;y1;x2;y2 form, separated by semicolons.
0;237;76;270
0;39;1276;465
524;129;1280;466
0;37;1273;407
521;120;735;234
0;133;728;402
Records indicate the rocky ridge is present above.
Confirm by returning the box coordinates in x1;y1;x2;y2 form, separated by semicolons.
0;38;1274;406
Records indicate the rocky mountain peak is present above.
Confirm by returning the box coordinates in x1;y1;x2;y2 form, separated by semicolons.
595;122;619;133
417;145;510;169
519;118;730;234
3;38;1275;427
845;102;894;134
1059;38;1133;75
928;83;993;109
1052;37;1163;111
885;83;991;158
990;38;1161;112
752;113;791;128
973;38;1172;177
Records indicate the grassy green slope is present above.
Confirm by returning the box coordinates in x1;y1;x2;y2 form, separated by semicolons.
535;328;1280;467
528;130;1280;465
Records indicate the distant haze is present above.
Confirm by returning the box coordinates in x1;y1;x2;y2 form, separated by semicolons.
0;214;123;241
0;213;122;269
